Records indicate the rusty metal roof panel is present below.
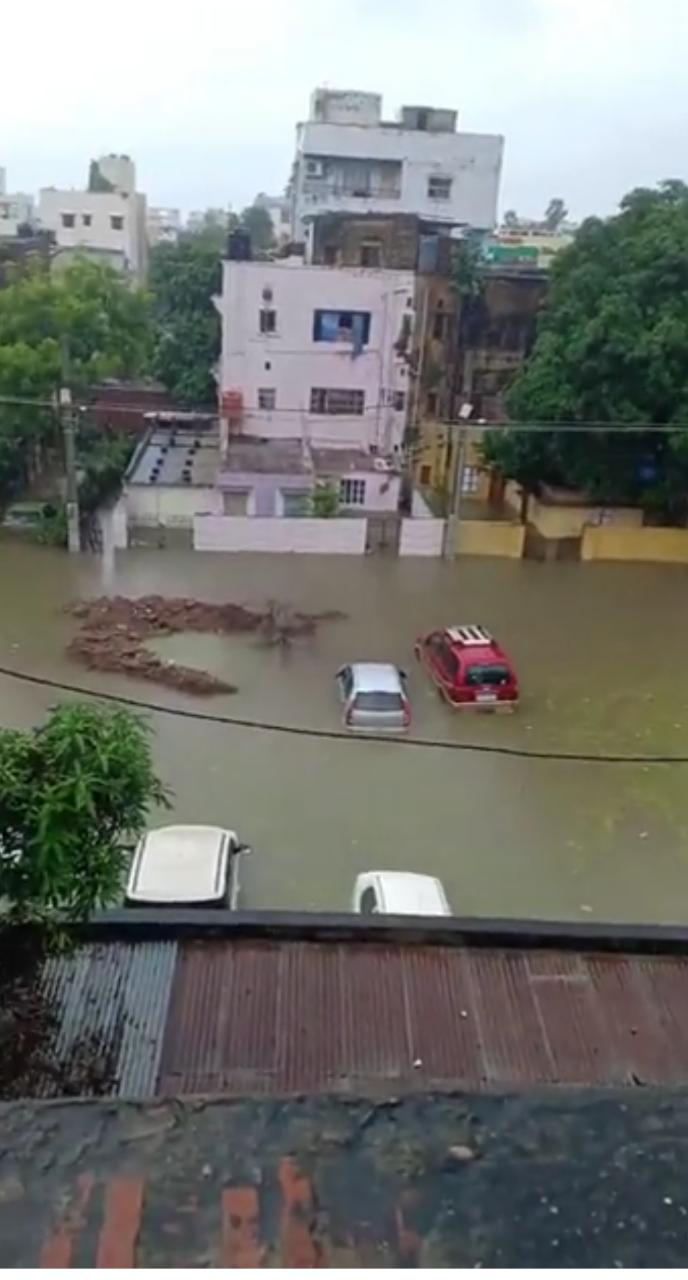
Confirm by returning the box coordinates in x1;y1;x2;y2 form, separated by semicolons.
30;937;688;1100
40;941;177;1099
526;955;616;1085
465;950;557;1085
402;947;482;1085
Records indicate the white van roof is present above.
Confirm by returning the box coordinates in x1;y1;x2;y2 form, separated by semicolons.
126;824;234;905
363;871;451;916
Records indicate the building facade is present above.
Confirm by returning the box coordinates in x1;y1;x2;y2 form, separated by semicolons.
0;167;34;238
289;88;503;241
147;207;182;246
38;155;147;281
217;254;414;455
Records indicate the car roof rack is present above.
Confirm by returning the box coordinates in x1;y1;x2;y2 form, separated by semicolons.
447;624;492;646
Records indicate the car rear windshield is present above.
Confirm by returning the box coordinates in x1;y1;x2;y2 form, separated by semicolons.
465;664;511;687
355;691;404;711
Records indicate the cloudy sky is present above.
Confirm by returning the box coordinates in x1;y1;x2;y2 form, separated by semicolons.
4;0;687;221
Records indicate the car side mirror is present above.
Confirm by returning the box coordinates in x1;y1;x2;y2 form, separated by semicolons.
399;668;408;681
234;842;251;856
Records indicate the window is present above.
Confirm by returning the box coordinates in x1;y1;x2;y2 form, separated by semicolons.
428;176;453;201
258;387;276;411
360;241;382;267
61;213;75;228
355;691;404;712
465;664;511;688
360;886;378;914
420;464;431;486
282;491;310;517
313;310;371;346
461;465;480;495
110;214;124;231
82;213;92;227
426;391;438;416
264;361;271;370
323;244;338;266
340;477;366;505
393;390;405;412
310;388;365;415
259;308;276;334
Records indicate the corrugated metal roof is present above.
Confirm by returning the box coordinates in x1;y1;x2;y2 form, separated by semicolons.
20;936;688;1099
40;942;177;1099
157;940;688;1096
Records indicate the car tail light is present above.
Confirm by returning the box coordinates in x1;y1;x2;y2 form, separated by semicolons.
402;699;411;727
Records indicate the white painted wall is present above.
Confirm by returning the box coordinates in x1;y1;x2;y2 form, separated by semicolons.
329;469;400;512
399;517;445;556
124;485;223;527
194;515;367;554
38;188;147;280
292;120;503;234
0;191;34;237
218;259;414;453
411;488;436;518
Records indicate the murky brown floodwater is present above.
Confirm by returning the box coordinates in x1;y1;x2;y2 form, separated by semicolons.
2;539;688;922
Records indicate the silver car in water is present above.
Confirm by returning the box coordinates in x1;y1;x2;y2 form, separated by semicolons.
336;662;411;733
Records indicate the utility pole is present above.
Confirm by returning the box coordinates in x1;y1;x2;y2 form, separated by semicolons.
443;348;475;558
443;420;468;558
59;338;80;553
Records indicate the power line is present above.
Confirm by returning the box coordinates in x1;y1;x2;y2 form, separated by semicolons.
0;662;685;766
2;391;688;432
2;398;688;434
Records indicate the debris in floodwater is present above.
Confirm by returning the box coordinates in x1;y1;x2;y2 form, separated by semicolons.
66;595;345;697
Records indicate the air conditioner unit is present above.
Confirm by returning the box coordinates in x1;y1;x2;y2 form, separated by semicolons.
373;457;391;472
305;159;325;178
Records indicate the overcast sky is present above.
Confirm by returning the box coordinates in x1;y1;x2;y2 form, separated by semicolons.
4;0;687;222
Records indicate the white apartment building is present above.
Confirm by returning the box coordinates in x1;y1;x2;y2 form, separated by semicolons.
38;155;147;281
289;88;503;241
147;206;182;246
0;167;34;238
217;255;414;456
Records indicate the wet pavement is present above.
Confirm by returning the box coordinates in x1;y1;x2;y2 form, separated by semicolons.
4;1090;688;1266
2;541;688;922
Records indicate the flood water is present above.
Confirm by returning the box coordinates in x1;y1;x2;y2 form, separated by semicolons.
2;539;688;923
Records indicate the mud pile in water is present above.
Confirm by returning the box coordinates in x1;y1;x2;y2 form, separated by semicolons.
67;595;344;696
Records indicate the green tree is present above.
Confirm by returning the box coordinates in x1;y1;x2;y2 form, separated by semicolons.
149;232;222;404
310;481;339;517
0;259;150;510
0;703;169;923
239;204;275;254
543;197;568;231
484;181;688;522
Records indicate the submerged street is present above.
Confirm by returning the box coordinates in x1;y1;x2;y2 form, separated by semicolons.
2;541;688;922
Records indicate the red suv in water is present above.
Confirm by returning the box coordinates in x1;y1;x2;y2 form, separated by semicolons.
415;624;519;710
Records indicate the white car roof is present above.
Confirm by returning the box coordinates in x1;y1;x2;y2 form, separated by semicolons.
363;871;451;916
350;663;403;693
127;824;235;904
